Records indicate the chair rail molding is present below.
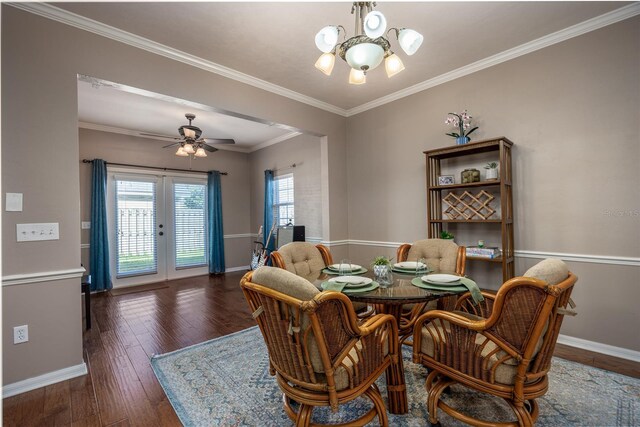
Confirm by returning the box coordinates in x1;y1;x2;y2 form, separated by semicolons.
2;267;87;287
329;239;639;267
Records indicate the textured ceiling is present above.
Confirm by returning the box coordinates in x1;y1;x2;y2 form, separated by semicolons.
58;2;627;110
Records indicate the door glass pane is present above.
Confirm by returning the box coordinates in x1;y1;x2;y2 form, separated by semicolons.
174;183;207;268
115;180;157;277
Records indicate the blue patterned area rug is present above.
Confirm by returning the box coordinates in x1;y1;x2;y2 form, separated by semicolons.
151;327;638;426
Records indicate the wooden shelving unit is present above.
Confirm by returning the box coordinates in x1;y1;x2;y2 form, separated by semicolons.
424;137;515;282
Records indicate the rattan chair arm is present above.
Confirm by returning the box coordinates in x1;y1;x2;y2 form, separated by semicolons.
396;244;411;263
456;245;467;276
316;244;334;266
414;309;490;335
358;313;398;338
270;251;285;269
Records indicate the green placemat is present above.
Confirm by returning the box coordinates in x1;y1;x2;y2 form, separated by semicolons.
410;277;483;304
410;277;467;292
391;267;431;275
322;267;368;275
321;281;379;293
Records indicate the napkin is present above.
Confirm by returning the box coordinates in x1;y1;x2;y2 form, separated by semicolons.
459;277;484;304
323;281;348;292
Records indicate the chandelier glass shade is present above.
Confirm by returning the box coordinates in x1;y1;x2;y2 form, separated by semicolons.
314;2;423;84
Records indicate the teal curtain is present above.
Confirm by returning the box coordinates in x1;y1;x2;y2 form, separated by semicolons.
89;159;112;291
263;170;275;252
208;171;225;274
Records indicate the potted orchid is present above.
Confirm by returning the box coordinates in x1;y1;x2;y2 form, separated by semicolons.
445;110;478;145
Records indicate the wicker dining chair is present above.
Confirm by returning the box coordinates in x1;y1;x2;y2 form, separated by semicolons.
271;242;373;317
396;239;466;337
271;242;333;276
412;258;578;427
240;267;404;427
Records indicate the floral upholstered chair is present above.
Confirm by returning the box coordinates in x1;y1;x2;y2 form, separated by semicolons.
412;258;578;427
240;267;404;427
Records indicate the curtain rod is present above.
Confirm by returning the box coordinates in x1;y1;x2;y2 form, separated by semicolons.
82;159;228;175
273;162;301;172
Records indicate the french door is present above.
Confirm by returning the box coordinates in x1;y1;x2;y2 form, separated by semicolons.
107;168;208;288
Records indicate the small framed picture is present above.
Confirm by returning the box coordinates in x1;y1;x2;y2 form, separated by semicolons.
438;175;455;185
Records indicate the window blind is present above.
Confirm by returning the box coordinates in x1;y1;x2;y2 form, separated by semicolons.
173;183;207;268
274;174;294;226
115;179;157;277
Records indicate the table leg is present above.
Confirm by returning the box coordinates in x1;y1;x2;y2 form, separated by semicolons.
376;303;408;414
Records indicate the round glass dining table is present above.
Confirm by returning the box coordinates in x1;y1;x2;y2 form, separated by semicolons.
301;267;468;415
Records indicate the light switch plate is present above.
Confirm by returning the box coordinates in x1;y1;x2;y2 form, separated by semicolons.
6;193;23;212
17;223;60;242
81;221;91;230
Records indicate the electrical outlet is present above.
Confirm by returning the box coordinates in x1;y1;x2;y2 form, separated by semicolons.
14;325;29;344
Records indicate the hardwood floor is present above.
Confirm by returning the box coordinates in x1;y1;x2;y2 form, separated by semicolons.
3;271;639;426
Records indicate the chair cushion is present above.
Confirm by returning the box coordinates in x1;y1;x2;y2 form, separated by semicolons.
524;258;569;285
277;242;327;276
252;266;319;301
407;239;459;273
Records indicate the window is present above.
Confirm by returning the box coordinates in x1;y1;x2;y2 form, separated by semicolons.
274;174;294;226
173;183;207;268
115;179;157;277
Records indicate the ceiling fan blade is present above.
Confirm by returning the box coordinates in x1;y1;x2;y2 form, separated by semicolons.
202;144;219;152
162;142;181;149
140;132;180;140
202;138;235;145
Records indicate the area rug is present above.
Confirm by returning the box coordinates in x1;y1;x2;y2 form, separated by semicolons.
151;327;639;426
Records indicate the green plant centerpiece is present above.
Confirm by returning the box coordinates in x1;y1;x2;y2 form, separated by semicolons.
372;256;392;277
484;161;499;180
440;230;455;240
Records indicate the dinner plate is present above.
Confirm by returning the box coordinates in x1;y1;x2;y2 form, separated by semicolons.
423;273;460;283
422;278;461;286
328;263;362;272
329;276;372;288
394;261;428;270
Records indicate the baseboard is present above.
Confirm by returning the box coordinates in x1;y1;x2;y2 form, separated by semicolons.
557;334;640;363
2;362;88;398
225;265;250;273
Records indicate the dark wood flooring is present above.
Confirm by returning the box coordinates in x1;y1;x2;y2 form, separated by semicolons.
3;271;639;426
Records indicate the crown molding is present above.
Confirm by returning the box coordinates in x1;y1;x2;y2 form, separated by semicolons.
346;2;640;116
10;2;639;118
249;132;303;153
8;2;349;117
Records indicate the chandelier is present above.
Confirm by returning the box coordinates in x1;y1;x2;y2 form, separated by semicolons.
314;2;423;84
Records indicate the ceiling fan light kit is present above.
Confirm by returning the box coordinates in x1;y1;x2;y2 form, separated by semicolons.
314;1;423;84
150;113;236;158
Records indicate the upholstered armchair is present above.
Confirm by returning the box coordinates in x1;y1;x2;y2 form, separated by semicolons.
412;259;578;427
396;239;466;336
270;242;333;276
240;267;404;427
396;238;466;276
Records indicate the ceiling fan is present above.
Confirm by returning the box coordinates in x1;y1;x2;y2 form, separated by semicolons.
140;113;235;157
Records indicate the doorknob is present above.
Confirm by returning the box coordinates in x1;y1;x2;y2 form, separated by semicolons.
159;231;164;236
159;224;164;228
